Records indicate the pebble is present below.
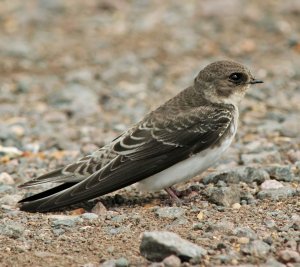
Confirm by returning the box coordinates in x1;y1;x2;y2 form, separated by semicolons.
203;166;269;185
51;217;82;228
81;213;99;220
207;186;240;207
232;203;241;209
140;231;207;262
257;187;297;200
91;202;108;215
279;115;300;138
0;222;25;239
162;255;181;267
261;180;284;190
0;185;14;194
206;220;234;234
238;237;250;244
0;146;23;159
115;257;129;267
155;207;185;219
233;227;258;240
241;240;271;257
197;211;204;220
100;260;116;267
264;219;277;229
0;172;14;185
278;249;300;263
241;151;282;165
111;214;127;223
261;258;286;267
264;165;294;182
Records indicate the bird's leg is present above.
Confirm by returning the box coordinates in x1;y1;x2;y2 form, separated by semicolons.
164;187;183;206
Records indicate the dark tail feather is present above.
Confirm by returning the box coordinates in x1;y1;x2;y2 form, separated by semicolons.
18;168;75;188
19;182;77;204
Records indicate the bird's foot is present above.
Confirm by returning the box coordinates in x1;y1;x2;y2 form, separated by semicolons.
164;186;192;206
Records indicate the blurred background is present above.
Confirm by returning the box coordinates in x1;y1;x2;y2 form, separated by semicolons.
0;0;300;181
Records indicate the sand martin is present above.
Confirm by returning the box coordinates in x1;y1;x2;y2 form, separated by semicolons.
19;60;263;212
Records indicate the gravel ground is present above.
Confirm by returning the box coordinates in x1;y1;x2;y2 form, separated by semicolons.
0;1;300;266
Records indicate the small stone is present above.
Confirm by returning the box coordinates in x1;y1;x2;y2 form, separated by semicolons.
0;146;23;159
257;187;296;200
0;185;14;193
207;185;240;207
203;166;269;185
261;180;284;190
233;227;258;240
163;255;181;267
155;207;185;219
111;214;127;223
206;220;234;234
0;222;25;238
193;223;204;230
140;231;207;262
278;249;300;263
115;257;129;267
264;165;294;182
51;216;81;227
264;219;277;229
241;240;271;257
238;237;250;244
261;258;286;267
197;211;204;220
81;213;99;220
232;203;241;209
101;260;116;267
52;228;65;236
0;172;14;185
241;151;282;165
91;201;108;215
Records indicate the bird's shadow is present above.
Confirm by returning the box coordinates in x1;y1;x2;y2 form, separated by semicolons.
60;184;203;213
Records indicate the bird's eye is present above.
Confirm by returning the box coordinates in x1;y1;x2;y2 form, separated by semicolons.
229;72;244;83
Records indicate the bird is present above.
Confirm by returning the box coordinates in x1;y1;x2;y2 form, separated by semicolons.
18;60;263;212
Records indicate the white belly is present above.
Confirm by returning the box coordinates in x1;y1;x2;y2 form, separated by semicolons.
137;135;234;192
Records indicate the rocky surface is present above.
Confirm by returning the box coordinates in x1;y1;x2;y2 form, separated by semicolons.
0;1;300;266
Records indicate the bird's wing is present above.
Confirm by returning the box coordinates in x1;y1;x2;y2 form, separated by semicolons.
19;105;235;212
18;146;118;187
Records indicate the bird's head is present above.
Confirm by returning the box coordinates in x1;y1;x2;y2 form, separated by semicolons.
195;60;263;105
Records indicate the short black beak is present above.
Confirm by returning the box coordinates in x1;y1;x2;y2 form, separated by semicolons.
249;79;263;84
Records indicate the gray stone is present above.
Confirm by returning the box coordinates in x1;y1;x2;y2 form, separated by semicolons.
81;213;99;220
48;84;99;117
257;187;297;200
0;172;14;185
264;165;294;182
203;167;269;185
51;217;82;228
0;222;25;238
278;249;300;263
101;260;116;267
233;227;258;240
261;180;284;190
279;115;300;138
241;240;271;257
0;185;14;193
261;258;286;267
111;214;127;223
207;185;240;207
241;151;282;165
163;255;181;267
155;207;185;219
115;257;129;267
206;220;234;234
140;231;207;262
52;228;65;236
